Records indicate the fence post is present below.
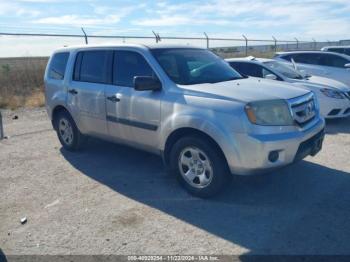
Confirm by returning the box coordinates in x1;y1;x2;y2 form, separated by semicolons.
294;37;299;50
203;32;209;49
242;35;248;56
81;27;88;45
312;38;317;50
0;110;4;140
272;36;277;52
152;31;161;43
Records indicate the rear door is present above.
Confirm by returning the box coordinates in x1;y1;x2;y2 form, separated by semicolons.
105;50;162;150
67;50;113;136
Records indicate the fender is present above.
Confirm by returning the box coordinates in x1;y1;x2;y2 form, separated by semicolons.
160;113;242;166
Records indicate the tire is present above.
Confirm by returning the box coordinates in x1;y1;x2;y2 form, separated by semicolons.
169;135;230;198
54;110;85;151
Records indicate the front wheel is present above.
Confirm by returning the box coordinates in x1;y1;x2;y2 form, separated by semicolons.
55;111;85;151
169;136;230;198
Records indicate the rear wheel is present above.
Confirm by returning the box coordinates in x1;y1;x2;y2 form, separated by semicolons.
169;136;230;198
55;111;85;151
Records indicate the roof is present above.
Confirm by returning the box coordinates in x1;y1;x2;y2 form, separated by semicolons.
321;46;350;50
53;43;203;53
275;50;350;59
225;56;273;63
145;44;205;50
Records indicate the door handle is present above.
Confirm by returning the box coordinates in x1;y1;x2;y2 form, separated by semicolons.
68;89;78;95
107;95;120;102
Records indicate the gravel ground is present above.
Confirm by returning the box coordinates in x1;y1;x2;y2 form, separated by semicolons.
0;108;350;256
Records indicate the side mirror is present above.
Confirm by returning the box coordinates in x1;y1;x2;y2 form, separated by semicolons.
344;63;350;68
299;70;312;78
264;74;277;80
134;76;161;91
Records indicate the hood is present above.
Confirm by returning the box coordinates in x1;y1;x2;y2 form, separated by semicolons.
178;77;310;103
305;75;350;92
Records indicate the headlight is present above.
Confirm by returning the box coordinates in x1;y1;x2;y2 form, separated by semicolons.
320;88;345;99
245;100;294;126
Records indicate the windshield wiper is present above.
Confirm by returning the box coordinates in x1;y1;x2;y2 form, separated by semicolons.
220;76;243;82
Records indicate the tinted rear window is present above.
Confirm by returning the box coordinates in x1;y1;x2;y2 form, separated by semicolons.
73;50;113;84
229;62;263;77
48;52;69;80
328;48;344;53
292;53;321;64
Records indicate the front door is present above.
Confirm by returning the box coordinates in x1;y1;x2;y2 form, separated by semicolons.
105;50;162;150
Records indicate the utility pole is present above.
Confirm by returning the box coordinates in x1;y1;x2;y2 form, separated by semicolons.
0;110;4;140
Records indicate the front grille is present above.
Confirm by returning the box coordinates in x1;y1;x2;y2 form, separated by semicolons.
289;93;316;127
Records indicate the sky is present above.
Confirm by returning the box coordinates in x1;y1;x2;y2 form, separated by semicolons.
0;0;350;56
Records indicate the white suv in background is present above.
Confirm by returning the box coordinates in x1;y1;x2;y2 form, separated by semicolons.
226;57;350;118
274;51;350;86
321;46;350;56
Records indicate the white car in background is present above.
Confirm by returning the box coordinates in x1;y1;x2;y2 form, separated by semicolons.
273;51;350;87
226;57;350;118
321;46;350;56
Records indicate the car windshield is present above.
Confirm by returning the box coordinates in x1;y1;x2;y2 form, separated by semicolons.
151;48;243;85
263;61;304;80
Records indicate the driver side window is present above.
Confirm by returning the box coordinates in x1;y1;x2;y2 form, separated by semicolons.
113;51;157;87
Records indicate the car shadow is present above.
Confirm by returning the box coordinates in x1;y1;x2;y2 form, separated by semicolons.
61;138;350;254
325;117;350;135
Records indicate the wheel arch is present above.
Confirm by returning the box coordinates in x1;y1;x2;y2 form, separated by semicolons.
163;127;229;168
51;105;71;130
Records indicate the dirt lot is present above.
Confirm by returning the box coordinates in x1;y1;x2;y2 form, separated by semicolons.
1;108;350;255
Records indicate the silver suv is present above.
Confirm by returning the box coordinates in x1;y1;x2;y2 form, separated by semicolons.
45;44;325;197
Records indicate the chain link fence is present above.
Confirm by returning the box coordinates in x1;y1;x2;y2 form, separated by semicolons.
0;30;348;58
0;30;349;110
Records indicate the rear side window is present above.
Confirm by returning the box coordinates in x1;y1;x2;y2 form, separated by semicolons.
113;51;155;87
319;54;349;68
327;48;344;54
48;52;69;80
73;50;113;84
325;48;350;56
279;54;320;64
277;54;292;62
229;62;263;77
291;54;321;64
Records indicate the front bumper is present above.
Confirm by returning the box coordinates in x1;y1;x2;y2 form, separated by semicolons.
319;97;350;119
226;117;325;175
